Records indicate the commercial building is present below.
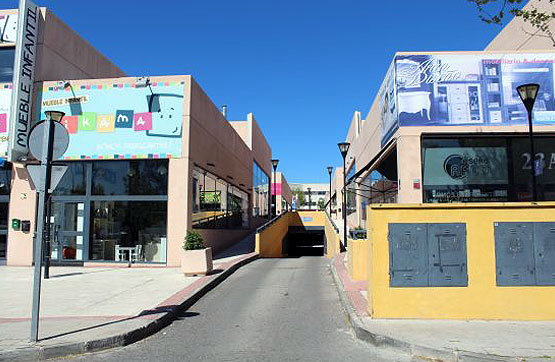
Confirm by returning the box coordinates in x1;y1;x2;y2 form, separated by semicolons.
334;0;555;230
290;183;329;211
0;6;125;265
271;171;292;214
338;49;555;228
2;7;273;266
333;2;555;320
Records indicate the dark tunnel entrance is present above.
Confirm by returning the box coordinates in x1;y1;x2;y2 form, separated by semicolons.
286;226;325;257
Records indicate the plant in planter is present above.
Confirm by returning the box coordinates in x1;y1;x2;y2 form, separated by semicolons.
349;226;367;240
181;231;213;276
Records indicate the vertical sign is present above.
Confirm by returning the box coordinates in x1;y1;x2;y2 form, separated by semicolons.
8;0;40;162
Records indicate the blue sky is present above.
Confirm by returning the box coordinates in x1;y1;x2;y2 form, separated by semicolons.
4;0;512;182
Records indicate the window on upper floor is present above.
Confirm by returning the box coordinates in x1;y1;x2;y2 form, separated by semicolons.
0;47;15;83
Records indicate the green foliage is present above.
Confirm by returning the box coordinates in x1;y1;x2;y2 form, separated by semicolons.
293;188;306;206
183;230;205;250
469;0;555;46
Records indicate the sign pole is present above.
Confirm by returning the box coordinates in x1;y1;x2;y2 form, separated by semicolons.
30;118;54;342
44;194;51;279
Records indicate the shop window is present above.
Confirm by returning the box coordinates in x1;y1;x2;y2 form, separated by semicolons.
192;166;249;229
346;184;357;216
0;47;15;83
0;202;7;260
252;162;270;218
53;162;86;195
0;163;11;195
92;160;168;196
89;201;167;262
0;202;7;229
422;136;555;203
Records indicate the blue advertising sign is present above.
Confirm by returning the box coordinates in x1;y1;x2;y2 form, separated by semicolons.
380;52;555;145
379;61;397;146
37;79;185;160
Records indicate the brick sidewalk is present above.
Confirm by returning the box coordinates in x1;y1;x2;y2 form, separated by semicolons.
0;236;258;361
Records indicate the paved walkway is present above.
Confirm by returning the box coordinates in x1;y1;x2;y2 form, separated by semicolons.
0;234;257;361
333;252;555;361
64;257;408;362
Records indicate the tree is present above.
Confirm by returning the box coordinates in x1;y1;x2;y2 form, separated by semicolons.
292;188;305;206
469;0;555;46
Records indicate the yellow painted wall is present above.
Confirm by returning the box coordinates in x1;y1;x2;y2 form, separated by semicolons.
255;213;290;258
368;203;555;320
290;211;326;227
348;238;368;281
256;212;328;258
324;214;340;258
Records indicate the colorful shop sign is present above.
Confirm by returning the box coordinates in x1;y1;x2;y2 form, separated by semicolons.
0;86;12;157
37;80;185;160
380;52;555;145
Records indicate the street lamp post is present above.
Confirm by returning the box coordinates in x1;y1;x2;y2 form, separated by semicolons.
338;142;350;252
327;166;333;216
517;83;540;202
307;187;312;211
271;159;279;217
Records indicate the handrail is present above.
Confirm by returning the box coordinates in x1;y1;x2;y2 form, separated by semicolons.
191;211;238;225
325;210;340;234
256;211;289;233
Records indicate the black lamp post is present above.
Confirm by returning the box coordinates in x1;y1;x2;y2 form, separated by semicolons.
517;83;540;202
271;159;279;217
307;187;312;211
338;142;350;252
327;166;333;215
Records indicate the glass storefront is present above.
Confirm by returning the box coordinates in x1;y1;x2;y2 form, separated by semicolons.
0;163;11;261
51;159;168;263
253;161;270;218
422;135;555;203
192;166;249;229
346;163;357;216
90;201;167;262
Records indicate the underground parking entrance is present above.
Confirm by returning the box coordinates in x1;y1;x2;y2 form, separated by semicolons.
285;226;325;257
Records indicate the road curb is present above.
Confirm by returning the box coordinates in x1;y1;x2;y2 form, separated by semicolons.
1;253;259;362
328;258;523;362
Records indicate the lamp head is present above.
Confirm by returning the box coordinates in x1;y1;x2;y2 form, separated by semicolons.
271;159;279;169
44;110;65;122
517;83;540;113
327;166;333;175
337;142;350;159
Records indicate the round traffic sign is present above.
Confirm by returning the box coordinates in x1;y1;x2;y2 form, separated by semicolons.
28;121;70;161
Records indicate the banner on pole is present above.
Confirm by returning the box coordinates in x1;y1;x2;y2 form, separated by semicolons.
8;0;40;162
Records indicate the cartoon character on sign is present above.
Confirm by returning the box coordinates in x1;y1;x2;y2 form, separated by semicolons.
147;93;183;138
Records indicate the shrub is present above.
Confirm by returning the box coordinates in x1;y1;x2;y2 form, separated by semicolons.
183;231;205;250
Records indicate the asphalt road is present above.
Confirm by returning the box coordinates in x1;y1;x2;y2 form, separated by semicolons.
62;257;409;362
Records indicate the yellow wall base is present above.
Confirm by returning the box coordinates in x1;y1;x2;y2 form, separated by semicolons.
368;203;555;320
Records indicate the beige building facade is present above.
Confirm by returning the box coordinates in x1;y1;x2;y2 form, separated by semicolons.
1;7;274;267
336;9;555;229
271;172;292;215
